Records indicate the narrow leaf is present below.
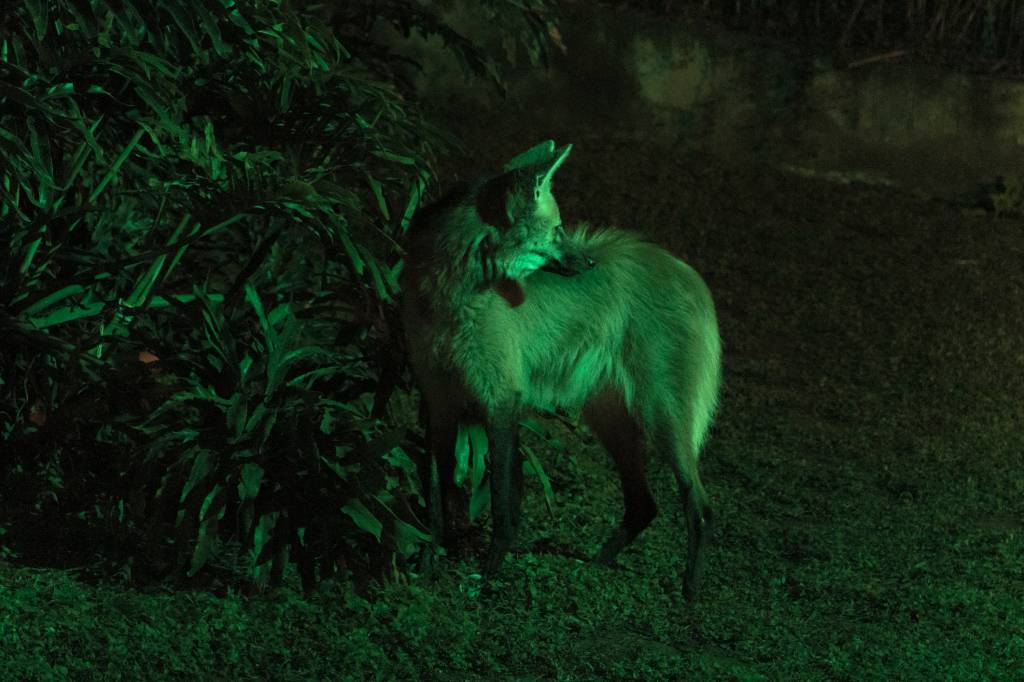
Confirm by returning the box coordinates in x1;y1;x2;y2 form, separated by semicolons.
20;284;86;317
400;172;426;232
88;128;144;204
365;172;390;221
370;149;416;165
339;231;364;275
523;445;555;517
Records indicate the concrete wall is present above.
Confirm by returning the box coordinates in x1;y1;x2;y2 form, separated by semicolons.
392;4;1024;197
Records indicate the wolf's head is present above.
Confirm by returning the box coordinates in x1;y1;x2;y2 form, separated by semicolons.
475;141;593;281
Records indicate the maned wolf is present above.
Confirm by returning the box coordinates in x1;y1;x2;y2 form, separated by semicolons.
399;141;721;599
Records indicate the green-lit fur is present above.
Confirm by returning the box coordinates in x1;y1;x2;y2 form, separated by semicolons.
400;141;721;599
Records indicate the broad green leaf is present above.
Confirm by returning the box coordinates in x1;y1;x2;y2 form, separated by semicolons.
197;4;230;58
469;477;490;523
65;2;95;36
180;449;214;504
267;303;291;328
342;499;382;542
252;512;280;566
134;50;181;79
281;345;332;368
382;445;416;473
226;392;248;440
188;520;216;577
238;463;264;502
200;483;226;522
164;3;202;52
364;429;406;460
193;384;231;406
279;75;292;111
43;82;75;98
144;392;205;424
225;4;255;35
245;284;272;347
392;519;430;557
259;409;278;449
25;0;47;40
240;355;253;379
468;423;488;492
321;453;358;481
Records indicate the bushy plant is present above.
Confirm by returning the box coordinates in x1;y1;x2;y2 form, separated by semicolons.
0;0;559;589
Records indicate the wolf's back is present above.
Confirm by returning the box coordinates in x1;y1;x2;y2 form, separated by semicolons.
510;224;720;451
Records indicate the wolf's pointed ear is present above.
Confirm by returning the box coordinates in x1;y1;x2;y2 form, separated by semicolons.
504;140;556;172
535;143;572;196
476;173;516;229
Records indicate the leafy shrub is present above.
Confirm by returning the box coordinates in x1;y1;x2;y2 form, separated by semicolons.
0;0;558;588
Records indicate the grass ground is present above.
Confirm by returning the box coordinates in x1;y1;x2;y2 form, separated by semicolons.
3;107;1023;680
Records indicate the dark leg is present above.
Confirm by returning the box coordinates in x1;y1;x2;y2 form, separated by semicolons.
484;407;522;575
417;407;458;571
509;422;525;533
677;472;712;601
434;423;460;543
583;390;657;565
654;402;713;601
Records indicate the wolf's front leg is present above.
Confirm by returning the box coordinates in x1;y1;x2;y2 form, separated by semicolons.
483;406;524;576
417;404;459;573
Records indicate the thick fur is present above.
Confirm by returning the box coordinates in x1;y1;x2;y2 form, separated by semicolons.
400;143;721;599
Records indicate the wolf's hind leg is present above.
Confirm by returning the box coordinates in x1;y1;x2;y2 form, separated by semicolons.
584;389;657;565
